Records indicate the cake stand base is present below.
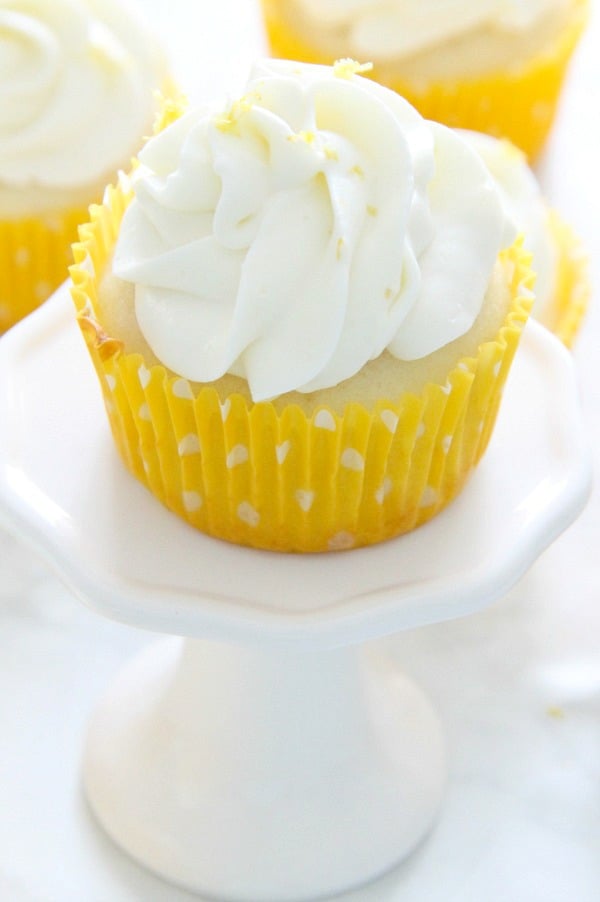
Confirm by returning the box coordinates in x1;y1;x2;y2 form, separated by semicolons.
0;292;591;901
84;637;445;902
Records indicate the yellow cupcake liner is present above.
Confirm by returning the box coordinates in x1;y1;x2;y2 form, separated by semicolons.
71;182;533;553
0;207;91;333
0;80;180;336
540;209;590;348
261;0;588;160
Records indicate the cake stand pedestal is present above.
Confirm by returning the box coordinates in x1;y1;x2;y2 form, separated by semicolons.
0;287;591;902
84;637;444;901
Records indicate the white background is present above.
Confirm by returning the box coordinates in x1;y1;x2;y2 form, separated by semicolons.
0;2;598;900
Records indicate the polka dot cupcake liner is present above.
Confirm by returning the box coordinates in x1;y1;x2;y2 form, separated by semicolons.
543;209;590;348
71;182;533;553
261;0;588;160
0;82;180;336
0;207;90;333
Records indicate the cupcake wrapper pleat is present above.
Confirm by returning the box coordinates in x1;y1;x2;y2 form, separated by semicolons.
0;208;90;332
544;210;590;348
261;0;588;159
71;182;533;552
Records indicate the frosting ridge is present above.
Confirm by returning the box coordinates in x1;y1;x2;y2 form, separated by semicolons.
293;0;570;59
459;130;557;316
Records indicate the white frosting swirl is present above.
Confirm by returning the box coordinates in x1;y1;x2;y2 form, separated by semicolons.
294;0;570;60
0;0;166;192
114;60;515;402
459;131;557;316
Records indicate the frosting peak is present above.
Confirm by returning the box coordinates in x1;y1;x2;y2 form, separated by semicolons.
114;60;515;401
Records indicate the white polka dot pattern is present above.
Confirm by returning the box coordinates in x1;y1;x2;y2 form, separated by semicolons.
380;410;399;433
226;445;249;469
237;501;260;528
341;448;365;471
375;477;393;505
328;531;355;551
178;434;201;457
295;489;315;512
183;491;202;513
138;365;151;389
276;441;291;464
172;379;194;400
14;247;30;267
420;486;438;508
35;281;50;301
314;410;336;431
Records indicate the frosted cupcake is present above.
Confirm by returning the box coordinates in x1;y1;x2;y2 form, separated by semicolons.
261;0;588;159
71;60;533;553
461;131;588;346
0;0;168;333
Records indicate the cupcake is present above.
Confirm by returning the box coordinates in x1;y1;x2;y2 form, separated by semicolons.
71;59;533;553
460;131;589;346
0;0;169;333
261;0;589;159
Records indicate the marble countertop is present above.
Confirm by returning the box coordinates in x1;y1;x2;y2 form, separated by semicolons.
0;2;598;900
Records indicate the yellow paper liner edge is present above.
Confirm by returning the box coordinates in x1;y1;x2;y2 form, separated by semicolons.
260;0;589;160
543;209;590;347
0;207;91;333
70;182;533;553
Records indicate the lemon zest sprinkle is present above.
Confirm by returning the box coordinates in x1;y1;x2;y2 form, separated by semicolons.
215;93;259;132
334;59;373;79
288;130;317;146
153;92;187;134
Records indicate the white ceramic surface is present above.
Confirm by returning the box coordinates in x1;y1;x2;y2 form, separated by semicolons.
0;288;591;650
83;638;446;901
0;280;591;900
1;531;599;902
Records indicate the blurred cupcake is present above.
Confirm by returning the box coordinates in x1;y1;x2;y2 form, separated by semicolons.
0;0;169;333
261;0;588;159
461;131;589;346
71;60;533;553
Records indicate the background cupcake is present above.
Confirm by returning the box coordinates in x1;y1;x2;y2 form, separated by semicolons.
461;131;589;346
261;0;588;159
0;0;169;333
71;60;533;553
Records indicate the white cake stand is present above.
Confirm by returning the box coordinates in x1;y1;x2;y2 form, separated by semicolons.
0;286;591;902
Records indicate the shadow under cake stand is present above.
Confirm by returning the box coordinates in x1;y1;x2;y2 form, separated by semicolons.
0;286;591;902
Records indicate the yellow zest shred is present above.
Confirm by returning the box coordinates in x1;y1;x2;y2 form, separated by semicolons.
334;59;374;79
